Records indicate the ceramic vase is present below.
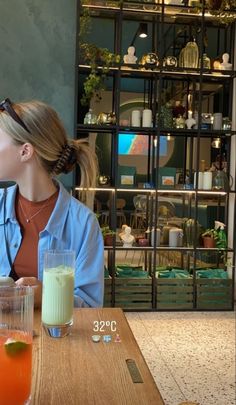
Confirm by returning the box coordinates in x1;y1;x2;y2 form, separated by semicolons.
183;39;199;69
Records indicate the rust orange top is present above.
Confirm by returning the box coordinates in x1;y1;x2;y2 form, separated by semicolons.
13;190;59;279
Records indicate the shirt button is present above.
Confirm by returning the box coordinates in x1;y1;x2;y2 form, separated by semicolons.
13;243;18;248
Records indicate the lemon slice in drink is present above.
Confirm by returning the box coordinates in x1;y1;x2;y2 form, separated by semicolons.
4;338;29;356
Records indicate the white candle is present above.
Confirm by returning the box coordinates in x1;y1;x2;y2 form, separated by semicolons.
131;110;141;127
142;109;152;127
213;113;222;130
203;171;212;190
151;228;161;247
169;228;183;247
194;172;204;189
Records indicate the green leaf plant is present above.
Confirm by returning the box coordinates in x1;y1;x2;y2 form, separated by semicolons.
79;1;121;106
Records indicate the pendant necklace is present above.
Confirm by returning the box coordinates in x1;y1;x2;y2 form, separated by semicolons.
19;197;52;223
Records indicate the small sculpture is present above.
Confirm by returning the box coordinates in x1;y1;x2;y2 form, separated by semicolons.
185;110;196;129
123;46;137;64
97;112;116;125
119;224;128;240
140;53;159;66
220;53;232;70
163;56;177;67
98;175;110;186
120;226;135;248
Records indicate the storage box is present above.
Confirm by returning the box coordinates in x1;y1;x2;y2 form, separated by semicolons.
156;278;194;309
114;278;152;310
196;279;233;310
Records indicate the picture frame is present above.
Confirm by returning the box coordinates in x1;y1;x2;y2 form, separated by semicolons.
156;167;176;189
118;165;136;188
161;175;175;187
120;174;135;186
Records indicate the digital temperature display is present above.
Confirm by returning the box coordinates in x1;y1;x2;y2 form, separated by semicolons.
93;320;117;332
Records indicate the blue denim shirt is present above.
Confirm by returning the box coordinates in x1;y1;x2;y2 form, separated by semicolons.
0;181;104;307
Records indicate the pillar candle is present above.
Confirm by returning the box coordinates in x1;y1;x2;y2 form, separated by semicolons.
169;228;183;247
151;228;161;247
131;110;141;127
194;172;204;189
142;109;152;127
213;113;222;130
203;171;212;190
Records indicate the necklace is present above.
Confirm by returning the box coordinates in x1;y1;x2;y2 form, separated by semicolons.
19;197;53;223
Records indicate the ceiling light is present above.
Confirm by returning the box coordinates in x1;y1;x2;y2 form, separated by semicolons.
139;23;148;38
130;23;148;46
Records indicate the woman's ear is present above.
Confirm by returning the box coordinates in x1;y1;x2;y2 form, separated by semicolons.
20;143;34;162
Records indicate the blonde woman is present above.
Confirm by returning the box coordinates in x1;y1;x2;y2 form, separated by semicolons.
0;98;104;307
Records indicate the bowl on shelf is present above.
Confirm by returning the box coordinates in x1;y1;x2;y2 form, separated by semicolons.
138;238;149;247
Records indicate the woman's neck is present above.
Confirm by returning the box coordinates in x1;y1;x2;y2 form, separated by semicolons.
17;171;58;202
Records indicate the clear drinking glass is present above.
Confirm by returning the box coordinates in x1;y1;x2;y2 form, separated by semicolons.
42;250;75;338
0;286;34;405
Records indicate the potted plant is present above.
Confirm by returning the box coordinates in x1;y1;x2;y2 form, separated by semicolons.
79;1;120;106
101;226;116;246
201;228;218;248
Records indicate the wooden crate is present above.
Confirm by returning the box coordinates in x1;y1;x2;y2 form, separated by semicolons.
114;278;153;310
104;278;112;307
156;278;194;310
196;279;233;310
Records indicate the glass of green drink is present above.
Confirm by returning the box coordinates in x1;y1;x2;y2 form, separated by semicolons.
42;250;75;338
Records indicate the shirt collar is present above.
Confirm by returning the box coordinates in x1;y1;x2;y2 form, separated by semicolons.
44;180;71;239
0;180;71;239
0;184;18;225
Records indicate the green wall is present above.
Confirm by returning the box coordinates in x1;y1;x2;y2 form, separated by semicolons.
0;0;77;188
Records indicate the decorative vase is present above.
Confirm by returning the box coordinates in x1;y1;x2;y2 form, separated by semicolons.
199;53;211;69
212;170;233;191
183;39;199;69
84;108;97;124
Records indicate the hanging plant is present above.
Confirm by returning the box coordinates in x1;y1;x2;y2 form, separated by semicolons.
80;42;120;106
79;1;121;106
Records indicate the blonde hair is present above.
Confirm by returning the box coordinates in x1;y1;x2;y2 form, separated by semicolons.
0;100;98;187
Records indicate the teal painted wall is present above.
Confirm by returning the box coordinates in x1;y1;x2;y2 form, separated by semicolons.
0;0;77;188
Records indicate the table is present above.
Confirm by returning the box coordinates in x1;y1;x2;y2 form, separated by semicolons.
32;308;164;405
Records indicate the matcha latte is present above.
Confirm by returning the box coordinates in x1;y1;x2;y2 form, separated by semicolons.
42;266;74;326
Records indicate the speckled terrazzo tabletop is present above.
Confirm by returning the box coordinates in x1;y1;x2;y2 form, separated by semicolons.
126;311;236;405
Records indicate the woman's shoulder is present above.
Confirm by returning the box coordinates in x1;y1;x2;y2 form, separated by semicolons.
69;196;96;220
56;181;98;226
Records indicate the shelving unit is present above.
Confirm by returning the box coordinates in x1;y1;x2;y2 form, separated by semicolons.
76;0;236;310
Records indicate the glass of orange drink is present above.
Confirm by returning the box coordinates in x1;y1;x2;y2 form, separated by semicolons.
0;286;34;405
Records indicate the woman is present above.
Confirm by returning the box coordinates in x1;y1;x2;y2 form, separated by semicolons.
0;98;104;307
